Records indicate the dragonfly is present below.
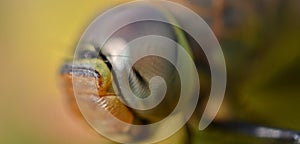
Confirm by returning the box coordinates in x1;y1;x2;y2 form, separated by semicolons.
60;1;300;143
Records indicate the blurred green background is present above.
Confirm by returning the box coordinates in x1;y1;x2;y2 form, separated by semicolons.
0;0;299;143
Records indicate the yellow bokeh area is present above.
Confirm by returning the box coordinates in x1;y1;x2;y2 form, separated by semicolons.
0;1;129;143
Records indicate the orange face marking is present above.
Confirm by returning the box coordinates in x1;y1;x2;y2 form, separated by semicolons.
61;71;134;133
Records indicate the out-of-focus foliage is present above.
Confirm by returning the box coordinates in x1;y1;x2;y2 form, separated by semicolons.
187;0;300;143
191;0;300;143
220;0;300;129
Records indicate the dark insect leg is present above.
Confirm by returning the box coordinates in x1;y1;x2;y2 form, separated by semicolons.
212;120;300;143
